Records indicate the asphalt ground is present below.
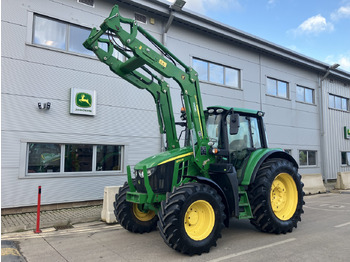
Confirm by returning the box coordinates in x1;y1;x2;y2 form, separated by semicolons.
2;192;350;262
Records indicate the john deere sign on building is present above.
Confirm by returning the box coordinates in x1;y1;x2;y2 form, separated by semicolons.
70;88;96;116
345;126;350;140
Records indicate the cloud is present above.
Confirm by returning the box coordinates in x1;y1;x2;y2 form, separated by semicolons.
325;52;350;72
294;14;334;35
331;4;350;20
267;0;277;5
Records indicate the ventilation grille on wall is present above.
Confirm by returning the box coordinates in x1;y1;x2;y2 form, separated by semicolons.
78;0;94;7
135;13;147;24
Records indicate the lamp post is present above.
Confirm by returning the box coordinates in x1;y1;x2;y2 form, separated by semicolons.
321;63;340;82
319;63;340;182
164;0;186;34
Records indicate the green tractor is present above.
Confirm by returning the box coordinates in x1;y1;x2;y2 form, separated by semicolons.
83;5;304;255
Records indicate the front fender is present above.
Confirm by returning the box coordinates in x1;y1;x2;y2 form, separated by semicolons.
183;176;231;227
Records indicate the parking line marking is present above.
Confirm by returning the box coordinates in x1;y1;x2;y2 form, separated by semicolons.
1;247;21;256
208;238;296;262
334;222;350;228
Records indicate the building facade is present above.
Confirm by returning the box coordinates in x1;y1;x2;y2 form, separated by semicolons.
2;0;350;209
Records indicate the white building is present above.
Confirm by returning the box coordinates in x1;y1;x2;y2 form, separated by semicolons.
2;0;350;210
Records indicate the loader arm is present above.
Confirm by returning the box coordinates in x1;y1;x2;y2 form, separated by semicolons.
83;5;211;169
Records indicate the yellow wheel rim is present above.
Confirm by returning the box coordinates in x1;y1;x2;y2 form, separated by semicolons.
132;204;156;222
270;173;298;220
184;200;215;241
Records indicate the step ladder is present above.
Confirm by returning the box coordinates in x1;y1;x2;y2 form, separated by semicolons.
238;188;253;219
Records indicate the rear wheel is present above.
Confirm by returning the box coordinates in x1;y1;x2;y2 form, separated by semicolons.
114;182;158;233
158;183;225;255
248;159;304;234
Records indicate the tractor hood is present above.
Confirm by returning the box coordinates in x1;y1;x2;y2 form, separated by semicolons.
134;147;194;170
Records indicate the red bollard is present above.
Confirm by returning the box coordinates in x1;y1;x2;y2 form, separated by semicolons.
34;186;42;233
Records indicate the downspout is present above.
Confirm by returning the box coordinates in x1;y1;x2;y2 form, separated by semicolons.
318;63;340;182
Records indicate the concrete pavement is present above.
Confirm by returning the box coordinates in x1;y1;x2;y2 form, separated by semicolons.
2;192;350;262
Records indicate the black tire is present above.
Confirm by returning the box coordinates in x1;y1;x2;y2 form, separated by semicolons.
157;183;225;255
248;158;305;234
114;182;158;233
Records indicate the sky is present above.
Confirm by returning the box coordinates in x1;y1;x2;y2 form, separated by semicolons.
168;0;350;72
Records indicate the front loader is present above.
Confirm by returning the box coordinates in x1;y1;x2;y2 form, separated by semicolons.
83;5;304;255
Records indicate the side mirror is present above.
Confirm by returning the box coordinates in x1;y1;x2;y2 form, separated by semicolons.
230;113;240;135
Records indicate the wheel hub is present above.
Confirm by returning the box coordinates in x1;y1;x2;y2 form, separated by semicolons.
187;209;199;225
184;200;215;241
132;203;156;221
270;173;298;220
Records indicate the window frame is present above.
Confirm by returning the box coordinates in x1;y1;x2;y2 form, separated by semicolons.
266;77;289;99
32;14;95;56
329;93;349;111
299;150;317;167
296;85;315;104
29;13;123;59
24;142;125;177
192;57;241;89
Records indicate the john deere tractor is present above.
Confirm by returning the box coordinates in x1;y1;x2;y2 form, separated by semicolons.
83;5;304;255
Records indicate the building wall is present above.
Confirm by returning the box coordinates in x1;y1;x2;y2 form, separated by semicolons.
1;0;162;208
322;79;350;179
1;0;349;208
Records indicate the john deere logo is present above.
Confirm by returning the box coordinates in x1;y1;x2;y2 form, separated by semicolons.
76;93;92;108
345;126;350;139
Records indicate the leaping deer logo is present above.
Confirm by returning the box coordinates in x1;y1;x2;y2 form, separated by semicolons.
76;92;92;108
79;94;91;106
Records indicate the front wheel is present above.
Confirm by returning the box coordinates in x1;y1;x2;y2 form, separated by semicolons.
158;183;225;255
114;182;158;233
248;159;304;234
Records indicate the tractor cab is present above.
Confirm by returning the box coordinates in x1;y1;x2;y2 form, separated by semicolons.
205;106;268;183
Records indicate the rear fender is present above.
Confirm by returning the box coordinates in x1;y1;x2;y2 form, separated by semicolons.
241;149;298;186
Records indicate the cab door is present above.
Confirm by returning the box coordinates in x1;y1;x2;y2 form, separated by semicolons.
227;115;263;182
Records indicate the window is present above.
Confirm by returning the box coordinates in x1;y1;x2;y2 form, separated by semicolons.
27;143;123;175
33;14;94;56
78;0;94;7
192;58;240;88
267;77;288;98
341;152;350;166
299;150;317;166
33;15;67;50
28;143;61;173
297;85;314;104
135;13;147;24
329;94;349;111
284;149;292;155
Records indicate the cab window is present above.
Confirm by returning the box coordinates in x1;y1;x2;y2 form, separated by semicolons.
250;117;262;149
227;115;251;152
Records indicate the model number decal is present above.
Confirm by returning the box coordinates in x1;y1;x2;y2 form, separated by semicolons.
159;59;167;68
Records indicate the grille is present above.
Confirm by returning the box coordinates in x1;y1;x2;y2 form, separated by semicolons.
135;162;174;194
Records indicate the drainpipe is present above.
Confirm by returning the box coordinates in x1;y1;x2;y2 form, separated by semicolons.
318;63;340;182
160;0;186;151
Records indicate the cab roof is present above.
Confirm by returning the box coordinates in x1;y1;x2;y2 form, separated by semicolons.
206;106;262;116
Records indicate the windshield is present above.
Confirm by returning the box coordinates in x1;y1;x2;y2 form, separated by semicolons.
206;113;222;148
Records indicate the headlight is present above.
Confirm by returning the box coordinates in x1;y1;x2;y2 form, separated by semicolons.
138;170;144;178
147;167;157;177
134;167;156;178
132;169;137;179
